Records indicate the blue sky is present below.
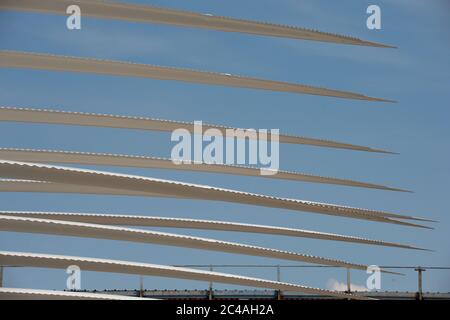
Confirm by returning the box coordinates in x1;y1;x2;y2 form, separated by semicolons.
0;0;449;293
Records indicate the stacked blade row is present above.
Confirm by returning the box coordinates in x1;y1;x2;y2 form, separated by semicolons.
0;0;432;300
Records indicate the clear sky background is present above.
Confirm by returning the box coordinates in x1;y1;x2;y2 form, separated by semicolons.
0;0;449;293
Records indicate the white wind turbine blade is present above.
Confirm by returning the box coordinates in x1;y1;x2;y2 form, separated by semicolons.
0;51;393;102
0;148;407;191
0;211;427;250
0;179;430;229
0;216;400;274
0;160;433;224
0;0;394;48
0;251;372;300
0;178;187;198
0;107;396;153
0;287;151;300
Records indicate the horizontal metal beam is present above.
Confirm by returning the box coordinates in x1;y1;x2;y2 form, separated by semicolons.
60;289;450;300
0;0;393;48
0;51;393;102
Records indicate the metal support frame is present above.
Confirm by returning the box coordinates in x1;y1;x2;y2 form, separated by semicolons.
3;264;448;299
415;267;425;300
139;275;144;298
346;268;351;293
276;265;282;300
0;266;3;287
208;265;213;300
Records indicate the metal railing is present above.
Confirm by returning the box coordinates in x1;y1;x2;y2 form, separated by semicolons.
171;264;450;300
2;264;450;300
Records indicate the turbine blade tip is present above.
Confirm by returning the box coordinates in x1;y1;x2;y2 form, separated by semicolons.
368;148;399;155
386;187;413;193
358;40;397;49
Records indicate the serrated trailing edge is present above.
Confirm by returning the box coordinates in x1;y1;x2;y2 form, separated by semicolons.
0;178;187;198
0;179;431;229
0;211;426;250
0;51;393;102
0;160;432;225
0;251;372;300
0;107;396;153
0;215;380;272
0;148;408;191
0;0;394;48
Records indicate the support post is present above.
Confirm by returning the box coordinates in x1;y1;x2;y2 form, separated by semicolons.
415;267;425;300
208;265;213;300
0;266;3;287
276;265;282;300
139;275;144;298
346;268;351;293
276;265;281;282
